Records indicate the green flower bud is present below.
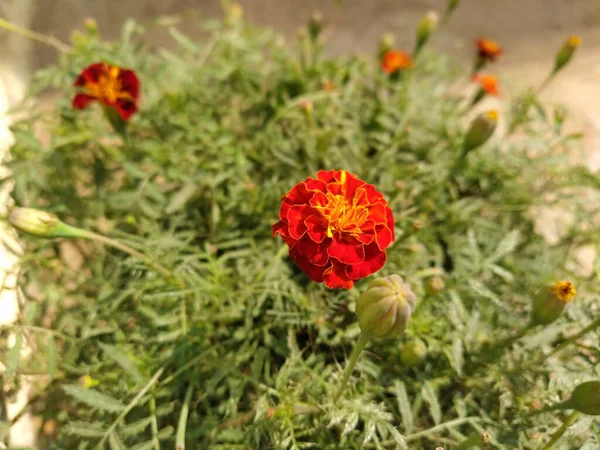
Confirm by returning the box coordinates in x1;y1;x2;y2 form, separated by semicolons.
553;35;581;74
414;11;439;55
308;11;323;41
569;381;600;415
377;33;395;61
356;275;417;339
400;339;427;366
425;276;445;296
83;17;98;35
463;110;499;154
9;208;66;238
531;281;576;325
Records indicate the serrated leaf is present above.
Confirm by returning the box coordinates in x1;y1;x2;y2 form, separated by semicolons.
485;230;520;265
108;431;127;450
394;380;413;433
421;382;441;425
63;421;107;437
120;417;153;436
99;343;145;385
62;385;125;412
447;338;464;376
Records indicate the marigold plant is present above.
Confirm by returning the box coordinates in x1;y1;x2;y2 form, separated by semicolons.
2;4;600;450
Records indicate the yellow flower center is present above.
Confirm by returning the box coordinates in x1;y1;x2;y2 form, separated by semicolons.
317;171;368;238
568;35;582;48
552;281;576;303
85;65;130;103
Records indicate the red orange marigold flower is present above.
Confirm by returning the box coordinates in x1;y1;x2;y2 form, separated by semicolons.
73;62;140;120
472;73;499;96
272;170;395;289
476;38;503;61
381;50;413;74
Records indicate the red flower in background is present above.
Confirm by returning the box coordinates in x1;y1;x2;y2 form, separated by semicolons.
472;73;499;96
73;63;140;120
273;170;395;289
381;50;413;74
476;38;503;61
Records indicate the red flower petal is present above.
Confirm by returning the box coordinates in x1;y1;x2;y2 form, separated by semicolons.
280;182;315;220
287;204;312;239
323;263;354;289
118;69;140;100
72;93;96;110
368;202;388;224
289;245;326;283
74;62;105;87
328;236;365;265
304;214;328;243
112;98;138;120
345;243;386;280
316;170;336;184
386;206;395;241
375;224;393;250
297;237;331;266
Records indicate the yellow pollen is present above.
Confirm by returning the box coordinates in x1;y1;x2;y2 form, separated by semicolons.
551;281;576;303
326;224;333;238
340;170;347;184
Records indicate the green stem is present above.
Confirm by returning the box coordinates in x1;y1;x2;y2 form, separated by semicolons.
333;332;371;401
0;17;71;52
176;385;194;450
541;411;580;450
64;225;182;286
453;431;489;450
547;316;600;358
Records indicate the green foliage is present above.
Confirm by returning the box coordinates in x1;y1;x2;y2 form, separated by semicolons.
2;8;600;450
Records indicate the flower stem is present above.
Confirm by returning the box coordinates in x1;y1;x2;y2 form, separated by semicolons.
0;17;70;52
333;332;371;402
62;224;182;287
547;315;600;358
541;411;580;450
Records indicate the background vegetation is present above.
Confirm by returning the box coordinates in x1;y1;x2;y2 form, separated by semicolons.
2;4;600;449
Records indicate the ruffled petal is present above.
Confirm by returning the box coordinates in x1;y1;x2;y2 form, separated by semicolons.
289;245;326;283
280;182;315;220
375;224;393;250
74;62;105;87
304;214;328;243
345;243;386;280
328;236;365;265
287;204;312;239
323;262;354;289
72;93;96;110
297;237;331;266
112;99;138;121
118;69;140;100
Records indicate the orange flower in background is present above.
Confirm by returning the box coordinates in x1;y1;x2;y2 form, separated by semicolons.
73;62;140;120
381;50;412;74
273;170;395;289
476;38;503;61
472;73;499;96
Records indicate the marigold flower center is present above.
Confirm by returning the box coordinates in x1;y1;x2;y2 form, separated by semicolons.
552;281;576;303
322;193;368;238
85;65;130;103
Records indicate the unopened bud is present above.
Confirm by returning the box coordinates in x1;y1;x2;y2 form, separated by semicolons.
425;276;445;295
463;110;499;154
400;339;427;366
531;281;576;325
355;275;417;339
83;17;98;35
553;35;581;74
225;2;243;26
308;11;323;41
378;33;395;61
568;381;600;415
414;11;439;55
10;208;64;238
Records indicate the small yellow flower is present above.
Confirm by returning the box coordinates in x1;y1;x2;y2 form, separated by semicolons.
551;281;576;302
568;35;582;48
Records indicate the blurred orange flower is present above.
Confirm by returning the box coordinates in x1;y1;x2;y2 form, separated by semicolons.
472;73;499;96
381;50;413;74
476;38;503;61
